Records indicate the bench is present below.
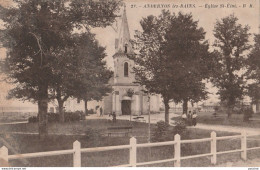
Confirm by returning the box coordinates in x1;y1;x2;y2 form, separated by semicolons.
212;113;225;118
107;126;132;137
249;118;260;121
132;116;146;122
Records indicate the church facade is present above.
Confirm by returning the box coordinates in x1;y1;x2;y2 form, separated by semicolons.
102;8;160;116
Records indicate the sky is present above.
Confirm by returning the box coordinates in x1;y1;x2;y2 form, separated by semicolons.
92;0;259;103
0;0;259;108
93;0;259;69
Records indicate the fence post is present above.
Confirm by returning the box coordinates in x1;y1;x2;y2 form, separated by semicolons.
73;140;81;167
211;131;217;165
241;131;247;161
0;146;8;167
174;134;181;167
130;137;137;167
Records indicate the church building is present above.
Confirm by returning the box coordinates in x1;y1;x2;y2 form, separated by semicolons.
102;7;160;116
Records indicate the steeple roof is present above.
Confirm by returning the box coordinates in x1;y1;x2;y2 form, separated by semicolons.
115;5;133;54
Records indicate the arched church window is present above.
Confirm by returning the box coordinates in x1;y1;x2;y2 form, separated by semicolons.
124;62;129;77
124;44;128;53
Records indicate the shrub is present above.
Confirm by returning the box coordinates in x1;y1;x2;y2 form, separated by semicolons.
47;112;59;122
151;120;189;142
28;116;38;123
86;109;94;114
235;107;243;114
243;107;254;122
150;111;159;114
172;120;188;136
85;128;102;140
74;111;85;120
151;121;171;142
64;112;81;122
159;107;165;111
214;106;219;112
28;111;82;123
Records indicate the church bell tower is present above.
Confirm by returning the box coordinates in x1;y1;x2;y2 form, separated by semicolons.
103;5;160;116
111;6;141;115
113;6;135;85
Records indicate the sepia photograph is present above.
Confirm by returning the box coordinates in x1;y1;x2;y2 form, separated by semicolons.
0;0;260;167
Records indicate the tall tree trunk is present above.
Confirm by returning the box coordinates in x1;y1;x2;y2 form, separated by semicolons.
84;100;88;116
38;83;48;139
227;96;235;118
256;100;260;113
227;105;233;118
58;100;65;123
56;86;68;123
163;98;170;124
183;98;188;114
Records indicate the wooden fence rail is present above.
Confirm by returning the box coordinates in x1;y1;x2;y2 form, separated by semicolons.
1;131;260;167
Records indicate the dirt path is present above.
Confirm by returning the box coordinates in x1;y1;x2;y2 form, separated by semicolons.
93;113;260;135
191;123;260;135
86;112;179;125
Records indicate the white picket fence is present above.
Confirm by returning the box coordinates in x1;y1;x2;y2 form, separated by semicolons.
1;131;260;167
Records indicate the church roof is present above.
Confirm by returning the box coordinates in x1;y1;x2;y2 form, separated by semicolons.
114;5;133;56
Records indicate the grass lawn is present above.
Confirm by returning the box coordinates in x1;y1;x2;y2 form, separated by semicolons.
0;119;149;137
0;119;260;167
173;111;260;129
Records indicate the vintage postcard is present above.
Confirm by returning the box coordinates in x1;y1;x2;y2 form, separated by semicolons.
0;0;260;168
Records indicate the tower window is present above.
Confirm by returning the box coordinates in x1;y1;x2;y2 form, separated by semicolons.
124;44;128;53
124;62;129;77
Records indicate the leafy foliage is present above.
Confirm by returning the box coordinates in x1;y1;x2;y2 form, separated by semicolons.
48;32;113;122
211;14;251;116
70;33;113;104
151;120;188;142
28;116;38;123
243;107;254;122
84;128;102;140
132;10;173;123
126;89;134;97
64;112;82;122
0;0;121;136
151;121;171;142
246;34;260;104
28;111;83;123
132;11;210;122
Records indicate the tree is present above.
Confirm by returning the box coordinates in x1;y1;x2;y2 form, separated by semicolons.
70;33;112;115
211;14;251;117
164;12;211;114
0;0;121;138
132;10;173;124
132;11;210;124
48;32;112;122
246;34;260;106
48;35;78;122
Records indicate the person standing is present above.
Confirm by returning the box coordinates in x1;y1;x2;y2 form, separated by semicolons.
96;106;100;116
112;112;116;123
100;107;103;117
188;111;192;126
192;110;197;126
181;112;187;125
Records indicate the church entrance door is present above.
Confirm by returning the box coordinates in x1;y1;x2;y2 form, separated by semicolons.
121;100;131;115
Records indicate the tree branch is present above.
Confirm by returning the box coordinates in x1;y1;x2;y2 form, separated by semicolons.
28;32;45;66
